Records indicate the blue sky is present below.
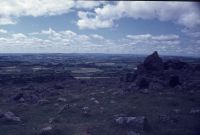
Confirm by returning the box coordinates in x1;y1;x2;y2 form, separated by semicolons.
0;1;200;56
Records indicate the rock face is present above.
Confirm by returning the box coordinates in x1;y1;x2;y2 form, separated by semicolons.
142;51;164;71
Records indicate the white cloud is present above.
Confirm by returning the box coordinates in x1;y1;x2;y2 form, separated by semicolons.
77;1;200;29
12;33;27;39
0;28;199;56
75;1;106;9
77;11;113;29
0;29;8;33
91;34;104;40
126;34;180;46
126;34;180;45
0;0;108;25
0;17;16;25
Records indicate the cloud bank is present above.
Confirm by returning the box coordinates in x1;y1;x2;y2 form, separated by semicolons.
77;1;200;29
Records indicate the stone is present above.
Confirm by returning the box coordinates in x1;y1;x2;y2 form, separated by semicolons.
2;111;21;122
115;116;148;131
140;89;149;94
127;131;140;135
82;106;90;116
38;99;50;105
57;97;67;102
190;109;200;114
39;126;61;135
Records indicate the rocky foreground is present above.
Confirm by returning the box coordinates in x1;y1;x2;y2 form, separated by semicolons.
0;52;200;135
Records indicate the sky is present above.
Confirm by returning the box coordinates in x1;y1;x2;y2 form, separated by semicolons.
0;1;200;56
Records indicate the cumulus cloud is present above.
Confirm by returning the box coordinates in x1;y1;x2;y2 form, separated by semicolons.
77;1;200;29
126;34;180;45
0;0;107;25
0;28;190;55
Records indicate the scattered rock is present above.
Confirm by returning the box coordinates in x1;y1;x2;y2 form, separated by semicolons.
0;111;21;123
57;97;67;102
38;99;50;105
115;116;148;131
159;114;178;123
82;106;90;116
90;97;99;104
39;125;61;135
140;89;149;94
127;131;140;135
190;108;200;114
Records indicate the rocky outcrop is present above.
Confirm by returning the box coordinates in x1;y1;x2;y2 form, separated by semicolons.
124;51;200;91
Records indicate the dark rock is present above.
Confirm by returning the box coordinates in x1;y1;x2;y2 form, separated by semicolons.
169;75;181;87
164;60;188;70
139;51;163;72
